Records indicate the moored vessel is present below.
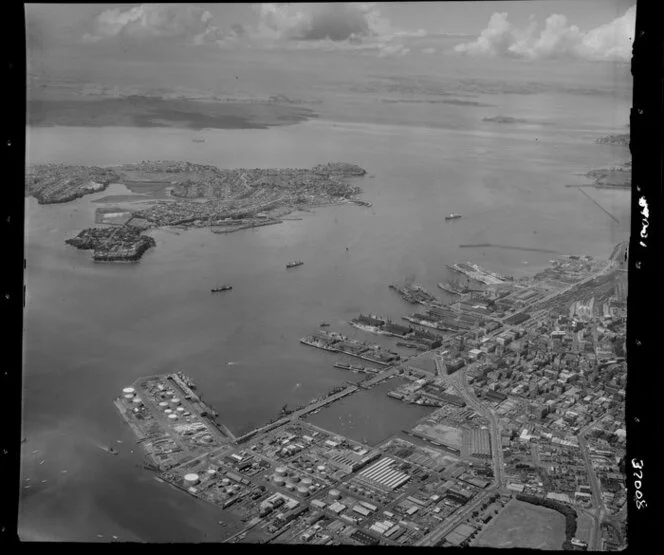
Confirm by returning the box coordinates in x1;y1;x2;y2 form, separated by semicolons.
211;285;232;293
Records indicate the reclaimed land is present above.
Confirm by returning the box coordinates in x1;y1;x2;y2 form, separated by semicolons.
472;498;567;550
584;160;631;189
29;160;367;262
27;95;317;130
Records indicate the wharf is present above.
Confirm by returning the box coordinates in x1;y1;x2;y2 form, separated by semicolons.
447;263;506;286
358;367;400;389
300;335;397;366
235;385;359;443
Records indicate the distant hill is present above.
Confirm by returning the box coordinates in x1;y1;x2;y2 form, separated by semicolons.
595;134;629;146
482;115;528;124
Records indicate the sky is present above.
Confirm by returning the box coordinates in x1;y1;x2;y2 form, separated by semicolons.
25;2;635;95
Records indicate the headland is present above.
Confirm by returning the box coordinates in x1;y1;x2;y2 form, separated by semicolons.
27;160;368;262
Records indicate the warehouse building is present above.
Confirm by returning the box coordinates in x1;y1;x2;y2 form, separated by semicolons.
356;457;411;492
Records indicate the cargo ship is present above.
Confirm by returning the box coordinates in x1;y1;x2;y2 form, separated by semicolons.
333;361;380;374
438;281;465;295
192;137;206;143
211;285;232;292
389;284;440;306
349;314;388;334
286;260;304;269
445;213;462;221
403;315;457;332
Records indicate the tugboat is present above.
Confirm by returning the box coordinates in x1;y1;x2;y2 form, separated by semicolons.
211;285;232;293
100;445;118;456
286;260;304;269
445;213;462;221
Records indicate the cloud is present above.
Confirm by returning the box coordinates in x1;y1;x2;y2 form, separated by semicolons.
454;5;635;61
248;3;423;57
81;4;228;46
252;3;389;41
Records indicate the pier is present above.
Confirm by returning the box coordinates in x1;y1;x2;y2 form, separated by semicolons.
235;385;359;443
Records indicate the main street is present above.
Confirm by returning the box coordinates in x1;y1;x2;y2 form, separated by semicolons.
456;369;505;488
577;417;608;550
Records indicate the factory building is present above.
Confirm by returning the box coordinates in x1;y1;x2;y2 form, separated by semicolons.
327;450;380;474
470;428;492;459
356;457;411;491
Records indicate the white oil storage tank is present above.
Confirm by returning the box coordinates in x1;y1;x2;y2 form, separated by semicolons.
164;409;173;414
329;489;341;499
273;475;286;486
122;387;135;395
159;401;169;408
297;486;310;497
168;414;178;420
132;397;142;404
184;473;200;486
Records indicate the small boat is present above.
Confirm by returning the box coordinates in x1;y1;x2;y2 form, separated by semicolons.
320;322;330;327
286;260;304;269
100;446;118;455
445;213;462;221
211;285;232;293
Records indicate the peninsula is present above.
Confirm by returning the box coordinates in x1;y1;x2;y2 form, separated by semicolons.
27;160;368;262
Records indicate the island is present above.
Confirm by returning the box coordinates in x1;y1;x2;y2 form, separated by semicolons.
27;160;368;262
65;227;157;262
481;116;528;124
27;94;317;130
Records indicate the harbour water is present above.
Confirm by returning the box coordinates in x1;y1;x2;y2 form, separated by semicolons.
305;378;433;446
21;104;630;540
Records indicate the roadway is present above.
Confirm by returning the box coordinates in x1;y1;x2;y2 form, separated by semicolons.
577;418;608;550
455;370;505;489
